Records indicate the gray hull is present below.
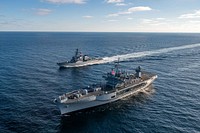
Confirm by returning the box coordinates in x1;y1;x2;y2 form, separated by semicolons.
56;75;157;115
57;59;104;68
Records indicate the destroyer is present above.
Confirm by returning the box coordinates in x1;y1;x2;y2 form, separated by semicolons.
54;63;157;115
57;49;103;68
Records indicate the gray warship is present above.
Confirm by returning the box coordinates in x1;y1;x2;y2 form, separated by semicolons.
54;63;157;115
57;49;103;68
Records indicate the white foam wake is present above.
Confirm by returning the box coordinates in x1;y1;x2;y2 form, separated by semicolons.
102;43;200;63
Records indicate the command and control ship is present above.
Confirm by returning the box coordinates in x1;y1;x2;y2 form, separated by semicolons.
54;64;157;115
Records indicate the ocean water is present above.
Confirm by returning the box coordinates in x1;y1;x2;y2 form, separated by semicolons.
0;32;200;133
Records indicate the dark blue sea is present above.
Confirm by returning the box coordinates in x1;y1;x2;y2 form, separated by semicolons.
0;32;200;133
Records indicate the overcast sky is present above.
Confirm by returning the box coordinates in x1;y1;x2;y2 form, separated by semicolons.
1;0;200;32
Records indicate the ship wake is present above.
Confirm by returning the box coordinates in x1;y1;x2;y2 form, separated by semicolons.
101;43;200;63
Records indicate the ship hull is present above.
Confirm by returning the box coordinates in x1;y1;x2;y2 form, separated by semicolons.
57;59;103;68
56;75;157;115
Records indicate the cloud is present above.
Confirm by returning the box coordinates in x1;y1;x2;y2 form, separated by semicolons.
106;0;127;6
127;17;133;20
107;19;118;22
82;15;93;18
107;13;119;17
188;20;200;23
141;18;166;25
128;6;152;12
156;17;165;20
43;0;86;4
179;10;200;19
107;6;152;17
142;19;158;24
115;3;127;6
35;8;52;15
106;0;124;3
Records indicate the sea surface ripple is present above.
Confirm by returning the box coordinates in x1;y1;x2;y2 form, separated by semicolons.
0;32;200;133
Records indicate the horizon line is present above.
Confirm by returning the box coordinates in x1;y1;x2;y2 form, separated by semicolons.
0;30;200;34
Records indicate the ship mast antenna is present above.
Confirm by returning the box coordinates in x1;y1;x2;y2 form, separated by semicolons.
115;57;120;74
